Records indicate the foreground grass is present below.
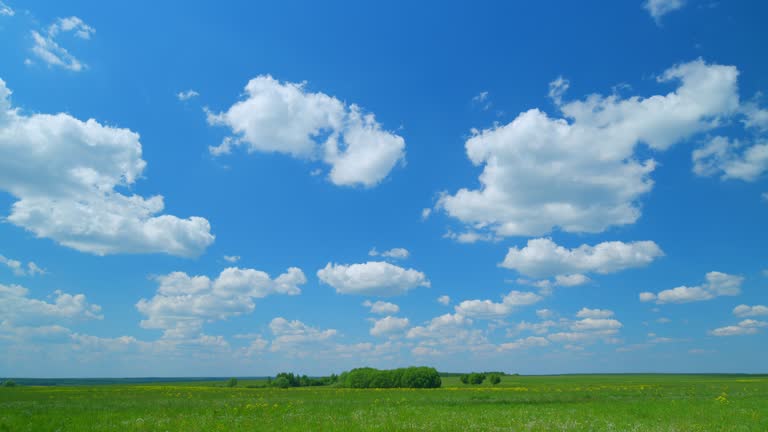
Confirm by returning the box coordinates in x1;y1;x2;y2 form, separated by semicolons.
1;374;766;431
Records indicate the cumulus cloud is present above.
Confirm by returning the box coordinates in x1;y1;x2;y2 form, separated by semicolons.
223;255;240;263
454;290;542;319
136;267;306;338
0;79;214;257
438;60;739;238
693;136;768;181
177;90;200;101
643;0;686;23
576;308;615;319
499;336;549;351
639;271;743;304
368;247;410;260
207;75;405;187
31;17;95;71
362;300;400;315
501;238;664;278
317;261;429;296
710;319;768;337
437;295;451;306
369;316;410;337
0;283;102;326
733;304;768;317
0;255;44;277
269;317;337;353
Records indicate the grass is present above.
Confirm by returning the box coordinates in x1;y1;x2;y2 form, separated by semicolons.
1;374;766;431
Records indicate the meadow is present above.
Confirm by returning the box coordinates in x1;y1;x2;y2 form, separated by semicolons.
1;374;766;431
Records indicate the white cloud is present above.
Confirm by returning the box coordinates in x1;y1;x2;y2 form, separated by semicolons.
438;60;739;238
499;336;549;351
368;247;409;260
513;320;558;335
0;79;214;257
443;229;499;244
454;290;542;319
0;255;46;277
733;304;768;317
0;283;102;326
576;308;615;319
421;208;432;220
570;318;622;332
643;0;686;23
536;309;555;319
693;136;768;181
501;238;664;278
136;267;305;338
369;316;409;337
639;271;743;304
362;300;399;315
177;90;200;101
207;75;405;187
407;313;472;339
30;17;95;71
317;261;429;296
472;91;491;111
710;319;768;337
0;1;13;16
269;317;337;353
437;295;451;306
223;255;240;263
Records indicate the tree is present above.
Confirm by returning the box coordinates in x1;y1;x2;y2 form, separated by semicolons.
468;373;486;385
226;377;238;387
2;380;16;387
460;374;469;384
273;376;291;388
489;374;501;385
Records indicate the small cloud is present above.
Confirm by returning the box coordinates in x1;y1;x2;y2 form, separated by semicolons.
369;247;409;260
437;295;450;306
223;255;240;263
30;16;95;71
643;0;686;24
177;89;200;101
472;91;492;111
548;76;570;105
0;1;14;16
421;208;432;221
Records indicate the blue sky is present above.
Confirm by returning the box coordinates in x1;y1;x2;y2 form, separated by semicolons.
0;0;766;377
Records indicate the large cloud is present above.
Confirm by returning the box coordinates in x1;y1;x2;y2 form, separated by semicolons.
136;267;306;338
317;261;430;296
639;271;743;304
438;60;739;238
0;79;214;257
501;238;663;279
207;75;405;187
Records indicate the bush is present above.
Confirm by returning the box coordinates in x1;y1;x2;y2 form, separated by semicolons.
2;380;16;387
489;374;501;385
226;378;238;388
337;367;441;389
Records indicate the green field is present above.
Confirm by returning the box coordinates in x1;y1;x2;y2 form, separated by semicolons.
1;374;766;431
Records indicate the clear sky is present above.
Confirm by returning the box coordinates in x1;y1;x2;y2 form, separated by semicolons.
0;0;766;377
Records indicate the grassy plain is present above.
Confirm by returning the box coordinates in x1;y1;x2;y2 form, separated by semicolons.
1;374;766;431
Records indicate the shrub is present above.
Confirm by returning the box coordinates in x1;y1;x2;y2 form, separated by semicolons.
226;378;238;388
489;374;501;385
2;380;16;387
